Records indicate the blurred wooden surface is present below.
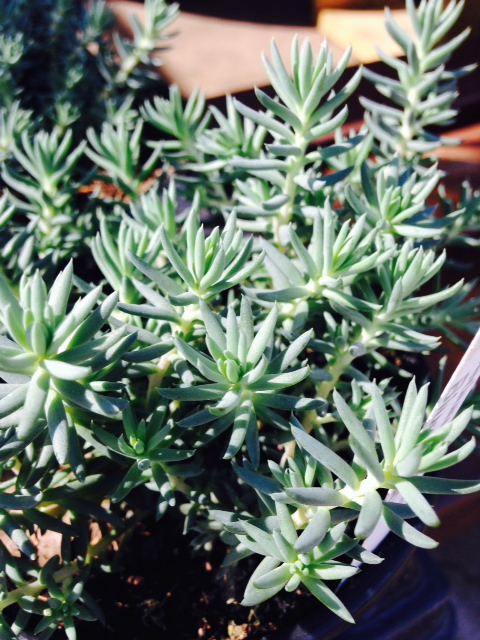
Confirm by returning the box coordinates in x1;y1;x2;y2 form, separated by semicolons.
109;1;480;117
110;1;343;98
109;2;415;97
434;124;480;195
317;8;414;62
317;0;405;8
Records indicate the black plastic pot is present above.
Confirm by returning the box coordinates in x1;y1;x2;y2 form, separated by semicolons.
274;535;456;640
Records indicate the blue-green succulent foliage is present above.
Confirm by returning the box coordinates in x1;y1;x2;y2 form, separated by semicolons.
0;0;479;637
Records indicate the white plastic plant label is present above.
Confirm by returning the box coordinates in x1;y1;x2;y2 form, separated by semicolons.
362;327;480;553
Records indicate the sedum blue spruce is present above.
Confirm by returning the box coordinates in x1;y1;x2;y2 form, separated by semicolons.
161;298;320;467
0;0;480;637
0;263;136;481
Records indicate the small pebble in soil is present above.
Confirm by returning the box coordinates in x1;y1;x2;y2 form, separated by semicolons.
228;621;250;640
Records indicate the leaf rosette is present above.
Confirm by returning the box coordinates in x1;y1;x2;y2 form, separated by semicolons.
0;263;136;480
160;298;322;466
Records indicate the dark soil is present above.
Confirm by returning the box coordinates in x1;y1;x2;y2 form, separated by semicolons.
75;514;323;640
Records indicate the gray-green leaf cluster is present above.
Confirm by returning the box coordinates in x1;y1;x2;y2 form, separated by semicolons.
0;0;479;636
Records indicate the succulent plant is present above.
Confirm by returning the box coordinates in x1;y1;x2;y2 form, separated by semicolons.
0;0;479;637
